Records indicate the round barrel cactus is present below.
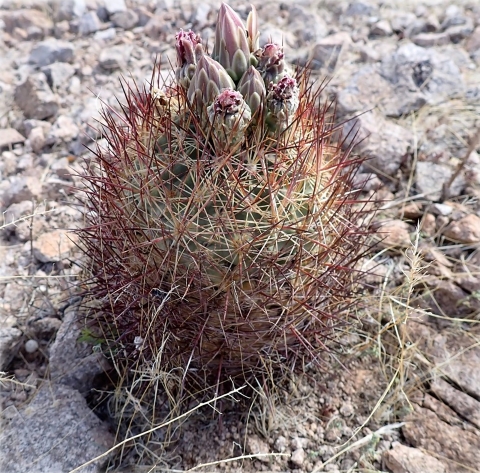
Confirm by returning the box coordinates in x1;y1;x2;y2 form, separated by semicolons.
79;3;370;384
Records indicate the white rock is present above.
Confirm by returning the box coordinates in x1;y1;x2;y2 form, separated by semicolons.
25;339;39;353
291;448;305;467
0;128;25;149
105;0;126;15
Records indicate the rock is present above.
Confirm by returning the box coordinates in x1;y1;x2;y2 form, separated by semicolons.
41;62;75;90
466;26;480;54
412;32;450;47
370;20;392;37
105;0;126;15
0;128;25;149
191;2;211;28
24;339;39;353
29;39;75;67
14;73;59;120
289;6;328;43
391;11;417;33
380;43;464;117
376;220;411;249
291;448;305;467
432;203;453;216
420;213;436;237
28;127;45;153
383;444;446;473
94;28;116;41
99;45;131;70
0;327;22;370
446;19;475;43
430;378;480;429
0;383;113;473
55;0;86;21
23;119;52;138
403;405;480;470
246;435;270;463
308;32;352;71
111;9;139;30
342;112;411;175
49;307;107;394
424;279;474;317
0;9;53;38
344;2;376;17
46;115;79;144
78;11;101;36
415;161;464;201
33;229;78;263
443;214;480;244
274;435;288;453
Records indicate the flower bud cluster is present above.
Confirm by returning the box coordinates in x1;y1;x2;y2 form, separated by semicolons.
174;3;300;144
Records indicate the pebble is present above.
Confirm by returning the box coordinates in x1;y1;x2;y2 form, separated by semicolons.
111;10;139;30
412;32;451;47
291;448;305;467
28;39;75;67
25;339;39;354
78;11;101;36
33;229;78;263
274;435;288;453
41;62;75;90
0;128;25;149
308;32;352;71
105;0;127;15
14;73;59;120
99;45;131;70
370;20;392;36
443;214;480;244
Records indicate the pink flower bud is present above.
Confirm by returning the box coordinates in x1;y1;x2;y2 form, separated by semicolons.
175;30;203;89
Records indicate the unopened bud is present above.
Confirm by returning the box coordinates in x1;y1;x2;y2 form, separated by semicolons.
207;89;252;146
246;5;259;53
266;76;299;133
237;66;266;119
255;43;285;84
213;3;251;82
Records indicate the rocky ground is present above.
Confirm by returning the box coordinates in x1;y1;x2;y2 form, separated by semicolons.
1;0;480;472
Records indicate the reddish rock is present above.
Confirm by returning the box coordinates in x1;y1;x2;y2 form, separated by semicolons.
383;444;446;473
443;214;480;243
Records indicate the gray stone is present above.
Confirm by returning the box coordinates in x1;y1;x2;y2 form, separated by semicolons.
342;112;411;175
308;32;352;71
99;45;131;70
445;18;475;43
289;6;328;43
0;383;113;473
370;20;392;37
41;62;75;90
0;8;53;37
412;32;450;47
390;11;417;33
29;39;75;67
111;9;139;30
45;115;79;144
0;128;25;149
291;448;305;467
344;2;376;17
24;339;39;353
379;43;464;117
0;327;21;370
49;307;107;395
28;126;46;153
55;0;86;21
191;2;211;28
94;27;116;41
415;161;464;201
105;0;126;15
79;11;101;36
14;73;59;120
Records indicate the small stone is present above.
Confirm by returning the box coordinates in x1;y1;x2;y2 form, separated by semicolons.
41;62;75;90
29;39;75;67
291;448;305;467
14;73;59;120
443;214;480;244
466;26;480;54
274;435;288;453
111;9;139;30
246;435;270;463
78;11;101;36
105;0;126;15
99;45;131;70
391;11;417;33
415;162;464;201
0;128;25;149
412;32;450;47
0;9;53;38
55;0;86;21
0;328;22;370
383;444;446;473
345;2;376;17
33;230;78;263
46;115;79;145
191;2;211;28
308;32;352;72
431;203;453;216
420;213;436;237
339;401;354;417
370;20;392;37
403;203;423;219
446;19;475;43
28;127;46;153
377;220;411;249
25;339;39;354
94;28;116;41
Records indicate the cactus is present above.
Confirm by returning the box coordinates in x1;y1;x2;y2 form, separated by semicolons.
79;3;370;385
